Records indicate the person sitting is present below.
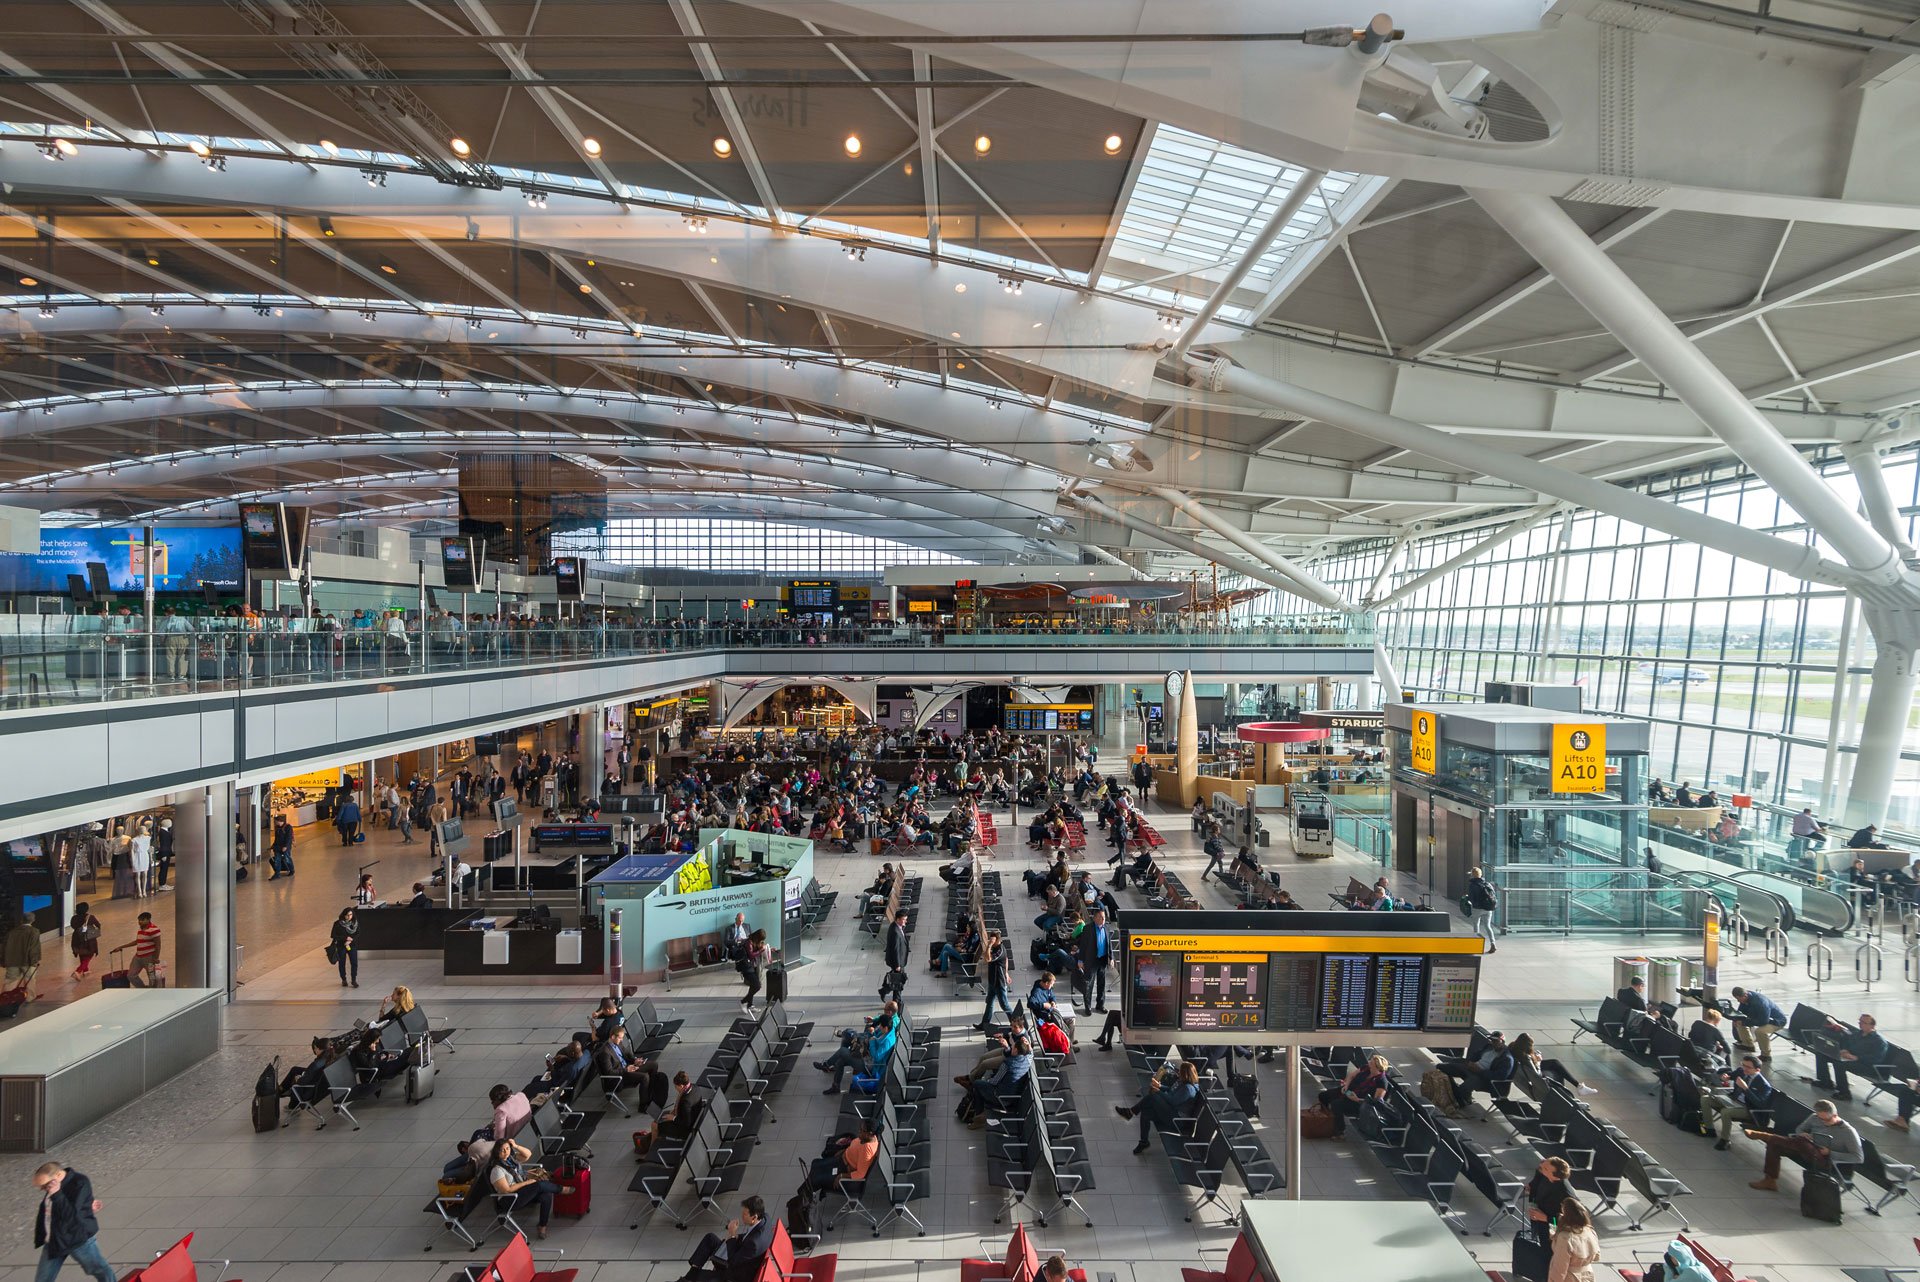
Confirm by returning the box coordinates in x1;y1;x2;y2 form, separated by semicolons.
1848;823;1886;850
1028;971;1075;1042
1617;975;1648;1012
1508;1034;1595;1094
1319;1054;1391;1139
966;1034;1033;1125
277;1036;333;1103
485;1137;564;1240
1439;1032;1515;1108
933;918;980;978
813;1004;897;1094
489;1083;532;1141
1271;889;1302;910
1746;1098;1863;1192
803;1120;879;1196
1688;1007;1732;1065
1728;986;1787;1060
591;996;624;1040
405;883;432;909
441;1138;486;1184
679;1195;775;1282
1810;1012;1887;1101
635;1071;702;1159
1701;1055;1774;1150
1115;1060;1202;1155
348;1028;406;1092
522;1035;592;1101
374;984;417;1028
595;1025;656;1098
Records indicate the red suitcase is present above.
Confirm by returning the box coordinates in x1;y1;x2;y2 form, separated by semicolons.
554;1163;591;1217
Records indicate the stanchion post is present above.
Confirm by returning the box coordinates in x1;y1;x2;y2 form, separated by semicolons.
1283;1047;1303;1201
1858;939;1884;992
1807;938;1833;993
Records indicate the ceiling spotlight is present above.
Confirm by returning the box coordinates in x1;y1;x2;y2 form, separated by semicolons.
188;139;210;157
524;190;547;209
360;309;377;321
999;274;1022;295
318;216;335;237
1103;133;1124;155
378;259;399;275
683;213;709;233
843;134;862;157
883;375;900;389
450;137;471;157
466;314;483;330
843;241;868;262
465;218;479;242
577;283;592;295
38;141;65;161
570;327;587;339
38;304;55;318
143;249;160;266
253;304;272;316
55;137;79;158
362;168;385;187
828;425;841;438
712;137;733;158
437;386;450;398
1157;309;1183;329
202;153;226;171
780;358;797;370
593;394;607;407
973;134;992;155
581;136;602;157
148;303;165;316
18;275;37;287
517;391;529;402
987;397;1002;410
319;138;339;155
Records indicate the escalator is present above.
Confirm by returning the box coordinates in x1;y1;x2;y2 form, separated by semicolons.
1665;870;1793;934
1656;846;1854;935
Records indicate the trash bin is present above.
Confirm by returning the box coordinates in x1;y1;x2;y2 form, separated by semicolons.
1612;955;1649;997
1646;957;1681;1009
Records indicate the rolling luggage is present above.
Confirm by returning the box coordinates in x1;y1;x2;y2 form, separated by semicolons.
765;963;788;1003
1800;1169;1844;1223
1230;1068;1262;1119
1511;1229;1552;1282
99;970;131;990
554;1157;591;1217
406;1041;437;1105
0;985;26;1019
252;1060;280;1131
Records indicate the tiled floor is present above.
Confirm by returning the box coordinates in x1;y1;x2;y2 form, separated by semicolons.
3;786;1915;1282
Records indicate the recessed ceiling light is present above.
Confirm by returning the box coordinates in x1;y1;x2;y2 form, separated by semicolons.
973;134;992;155
843;134;862;157
904;162;914;177
319;139;339;155
378;259;398;275
188;139;210;157
145;255;159;266
450;137;471;157
18;275;37;287
581;137;602;157
1103;133;1124;155
955;360;967;370
713;137;733;158
578;283;592;294
954;283;966;293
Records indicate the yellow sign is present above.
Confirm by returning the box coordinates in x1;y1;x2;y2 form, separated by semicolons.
1551;722;1607;793
1127;932;1484;955
1408;707;1438;775
272;768;342;792
674;849;714;895
907;600;934;614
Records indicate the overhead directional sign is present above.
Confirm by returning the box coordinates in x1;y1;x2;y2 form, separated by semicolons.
1408;707;1438;775
1551;722;1607;793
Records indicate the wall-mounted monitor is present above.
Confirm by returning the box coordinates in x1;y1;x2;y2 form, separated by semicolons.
441;535;481;589
551;555;584;600
474;735;499;757
237;503;311;575
491;797;517;822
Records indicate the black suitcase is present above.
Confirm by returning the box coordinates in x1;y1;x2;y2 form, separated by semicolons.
483;830;512;862
765;963;788;1003
1230;1069;1262;1119
1800;1169;1844;1222
1511;1229;1552;1282
251;1090;280;1133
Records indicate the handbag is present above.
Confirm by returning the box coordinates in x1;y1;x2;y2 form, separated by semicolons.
325;941;342;965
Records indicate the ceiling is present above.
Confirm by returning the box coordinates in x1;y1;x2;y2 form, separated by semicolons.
0;0;1915;591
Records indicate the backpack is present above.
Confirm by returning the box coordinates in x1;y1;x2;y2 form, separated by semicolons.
1037;1020;1070;1056
1420;1068;1464;1117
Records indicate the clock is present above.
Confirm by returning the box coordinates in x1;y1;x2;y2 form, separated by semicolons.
1165;670;1185;699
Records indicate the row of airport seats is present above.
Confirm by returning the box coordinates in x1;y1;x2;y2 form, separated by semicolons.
823;1009;941;1236
1572;998;1916;1219
941;859;1002;994
1127;1047;1277;1223
1305;1045;1531;1237
627;1000;812;1229
797;878;838;935
861;866;922;944
284;1004;456;1131
986;1031;1096;1227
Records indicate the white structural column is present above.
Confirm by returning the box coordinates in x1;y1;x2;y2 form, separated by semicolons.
1469;188;1904;588
1845;445;1920;564
173;780;235;995
1852;604;1920;828
1147;486;1355;612
1187;358;1849;588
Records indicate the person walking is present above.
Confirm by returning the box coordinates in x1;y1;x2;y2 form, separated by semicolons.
1547;1200;1600;1282
880;908;910;1006
1466;866;1499;954
3;915;42;999
1075;907;1113;1013
66;903;101;980
330;907;359;988
268;816;295;879
120;912;162;988
736;929;768;1014
30;1162;116;1282
977;930;1014;1029
336;791;362;846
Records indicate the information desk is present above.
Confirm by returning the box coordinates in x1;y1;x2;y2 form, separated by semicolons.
1239;1202;1488;1282
443;916;604;982
352;905;474;953
0;988;223;1151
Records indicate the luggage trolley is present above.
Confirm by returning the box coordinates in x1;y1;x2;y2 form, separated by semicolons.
1291;792;1335;858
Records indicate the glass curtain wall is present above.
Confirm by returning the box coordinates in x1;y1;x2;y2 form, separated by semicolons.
1267;450;1920;828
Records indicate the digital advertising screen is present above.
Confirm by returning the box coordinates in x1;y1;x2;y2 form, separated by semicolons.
441;536;481;589
1129;950;1180;1029
0;526;243;595
551;556;584;599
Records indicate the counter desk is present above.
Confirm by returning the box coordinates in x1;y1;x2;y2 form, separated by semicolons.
442;917;605;983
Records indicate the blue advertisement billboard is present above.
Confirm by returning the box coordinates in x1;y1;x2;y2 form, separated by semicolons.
0;526;244;594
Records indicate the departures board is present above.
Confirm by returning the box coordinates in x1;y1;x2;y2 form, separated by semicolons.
1122;921;1484;1045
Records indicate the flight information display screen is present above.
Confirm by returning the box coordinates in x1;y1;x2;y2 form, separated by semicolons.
1180;955;1267;1031
1122;930;1482;1040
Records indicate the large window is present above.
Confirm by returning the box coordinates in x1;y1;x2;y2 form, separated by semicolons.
1289;451;1920;825
563;519;977;575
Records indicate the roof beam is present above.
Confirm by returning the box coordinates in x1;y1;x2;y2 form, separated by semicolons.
912;51;941;254
1245;176;1398;326
664;0;781;218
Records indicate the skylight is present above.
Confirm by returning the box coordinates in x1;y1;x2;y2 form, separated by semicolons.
1101;125;1363;321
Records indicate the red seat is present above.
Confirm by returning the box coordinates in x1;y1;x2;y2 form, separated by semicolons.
1181;1234;1259;1282
473;1233;578;1282
121;1234;209;1282
756;1220;837;1282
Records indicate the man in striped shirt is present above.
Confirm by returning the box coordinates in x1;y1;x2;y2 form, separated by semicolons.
124;912;162;988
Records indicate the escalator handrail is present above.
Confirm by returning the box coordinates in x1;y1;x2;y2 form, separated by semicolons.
1668;869;1796;933
1723;867;1854;935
